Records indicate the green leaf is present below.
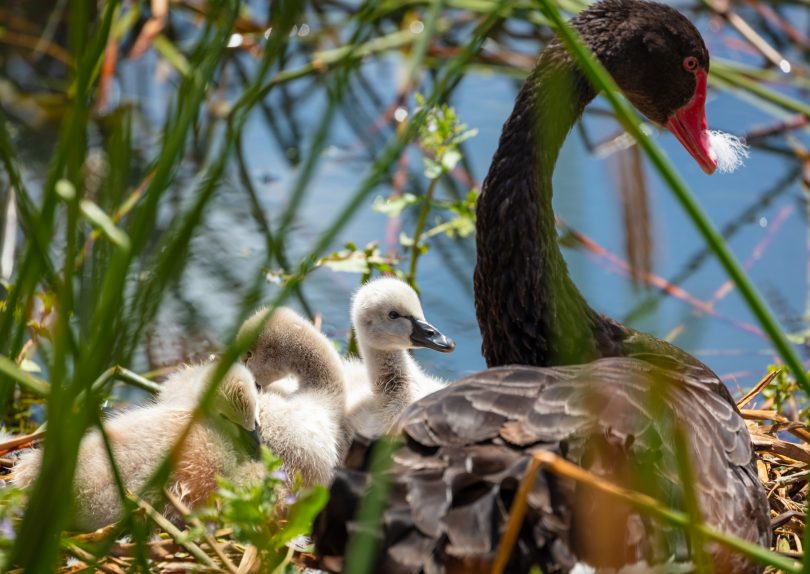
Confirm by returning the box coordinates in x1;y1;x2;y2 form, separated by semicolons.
19;358;40;374
423;157;443;179
321;257;370;274
80;200;131;251
372;193;419;217
54;179;76;201
0;355;49;396
441;149;462;172
152;34;191;77
452;127;478;145
273;486;329;546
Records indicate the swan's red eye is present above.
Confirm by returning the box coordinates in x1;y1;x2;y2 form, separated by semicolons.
683;56;699;72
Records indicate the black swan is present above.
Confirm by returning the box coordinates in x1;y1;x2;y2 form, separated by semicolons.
313;1;770;572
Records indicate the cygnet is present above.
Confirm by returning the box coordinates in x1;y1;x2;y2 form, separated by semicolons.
14;362;260;531
345;277;455;436
239;307;347;488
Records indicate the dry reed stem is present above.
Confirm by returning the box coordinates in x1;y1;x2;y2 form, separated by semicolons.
704;0;791;70
728;372;808;568
0;431;45;456
739;370;782;408
163;487;240;574
69;520;122;543
125;491;217;568
492;455;543;574
63;543;121;574
237;544;258;574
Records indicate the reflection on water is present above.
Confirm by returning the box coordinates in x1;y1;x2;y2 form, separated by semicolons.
2;2;809;393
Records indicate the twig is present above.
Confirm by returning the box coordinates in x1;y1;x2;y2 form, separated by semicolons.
709;205;794;306
743;408;810;444
237;544;258;574
703;0;792;73
70;521;123;544
558;217;766;339
89;365;161;396
163;487;240;574
0;28;73;66
407;177;439;288
126;492;217;568
492;455;542;574
63;543;120;574
737;370;781;409
772;473;810;488
750;432;810;464
0;431;45;456
745;115;809;142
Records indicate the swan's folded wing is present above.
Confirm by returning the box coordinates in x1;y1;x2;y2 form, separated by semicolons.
316;360;769;573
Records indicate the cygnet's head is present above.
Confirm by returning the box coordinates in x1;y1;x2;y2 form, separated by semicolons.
159;362;259;432
351;277;455;354
201;362;261;458
238;306;339;388
214;363;260;433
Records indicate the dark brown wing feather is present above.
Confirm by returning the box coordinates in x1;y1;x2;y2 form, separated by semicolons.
314;359;770;573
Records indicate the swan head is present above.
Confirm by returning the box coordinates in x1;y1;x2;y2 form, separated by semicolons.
573;0;719;174
239;306;341;388
351;277;455;354
204;363;261;457
161;362;259;430
213;363;260;433
158;362;260;452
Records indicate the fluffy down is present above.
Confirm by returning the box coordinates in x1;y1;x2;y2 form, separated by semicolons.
14;363;260;531
240;307;347;487
345;278;452;436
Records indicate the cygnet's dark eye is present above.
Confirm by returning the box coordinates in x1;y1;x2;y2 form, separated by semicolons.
683;56;698;72
388;311;400;320
245;350;253;361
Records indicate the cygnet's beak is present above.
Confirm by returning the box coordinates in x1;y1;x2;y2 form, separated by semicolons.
243;423;262;459
409;318;455;353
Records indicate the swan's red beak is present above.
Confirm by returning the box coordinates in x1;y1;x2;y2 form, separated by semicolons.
665;70;716;175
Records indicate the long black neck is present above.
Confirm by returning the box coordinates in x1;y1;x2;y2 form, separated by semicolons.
474;45;626;368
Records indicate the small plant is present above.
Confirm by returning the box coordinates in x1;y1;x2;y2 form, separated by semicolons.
0;486;25;572
404;93;477;288
193;447;328;572
761;365;810;421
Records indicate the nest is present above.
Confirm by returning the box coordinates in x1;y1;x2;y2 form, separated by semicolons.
740;371;808;571
0;369;806;572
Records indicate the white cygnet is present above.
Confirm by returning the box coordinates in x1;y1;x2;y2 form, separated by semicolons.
239;307;347;488
345;277;455;436
13;362;260;531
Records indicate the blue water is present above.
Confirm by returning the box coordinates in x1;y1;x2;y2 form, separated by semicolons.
7;2;810;395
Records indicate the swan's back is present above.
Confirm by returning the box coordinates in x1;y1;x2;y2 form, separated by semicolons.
315;358;769;573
